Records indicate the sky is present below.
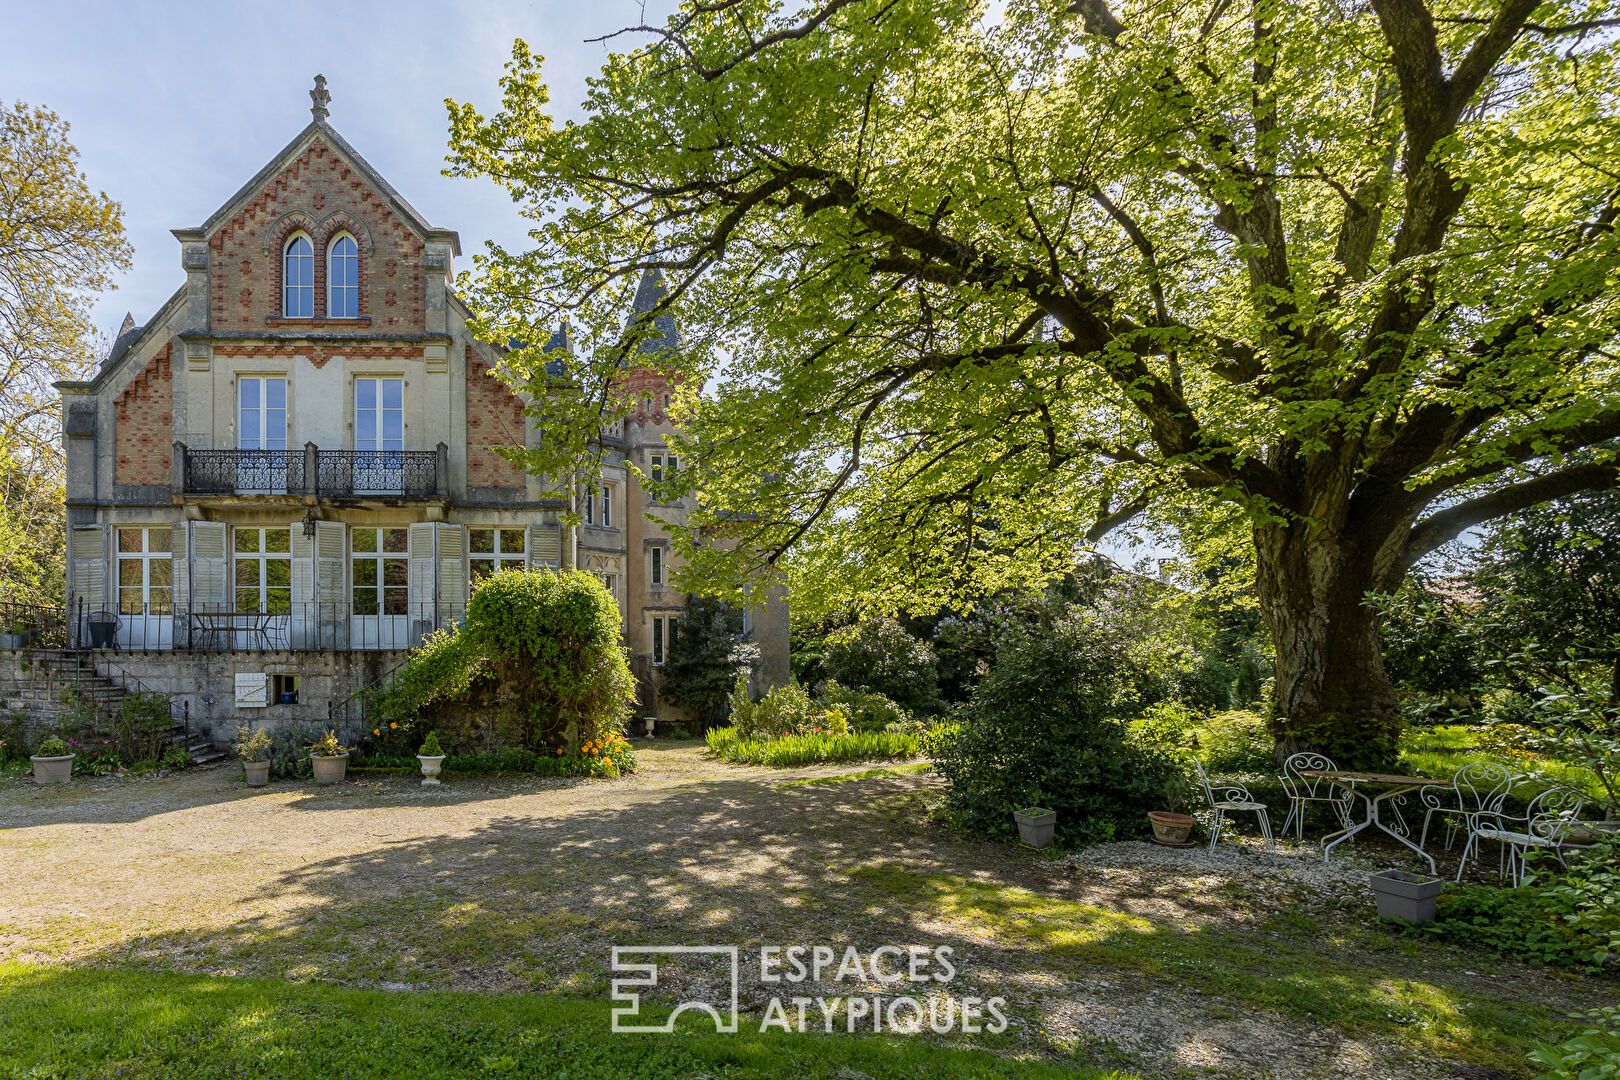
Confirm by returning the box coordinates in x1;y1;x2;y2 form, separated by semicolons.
4;0;674;343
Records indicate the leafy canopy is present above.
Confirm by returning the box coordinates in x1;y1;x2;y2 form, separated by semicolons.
447;0;1620;621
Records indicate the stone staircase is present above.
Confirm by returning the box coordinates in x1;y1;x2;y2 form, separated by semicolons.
27;650;224;764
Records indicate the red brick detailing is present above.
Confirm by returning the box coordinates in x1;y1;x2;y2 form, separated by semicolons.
207;139;420;332
113;342;174;486
211;344;413;369
617;365;686;427
465;345;526;489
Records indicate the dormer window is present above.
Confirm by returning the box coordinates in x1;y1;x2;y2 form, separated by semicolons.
328;234;358;318
283;235;314;317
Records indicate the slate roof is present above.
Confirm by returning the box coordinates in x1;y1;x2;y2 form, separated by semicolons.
629;269;680;354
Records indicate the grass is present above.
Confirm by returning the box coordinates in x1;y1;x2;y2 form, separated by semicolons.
0;963;1130;1080
706;726;922;766
846;865;1582;1073
782;763;935;787
1398;724;1599;793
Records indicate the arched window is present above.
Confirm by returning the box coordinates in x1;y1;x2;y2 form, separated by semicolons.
283;235;314;317
327;234;358;318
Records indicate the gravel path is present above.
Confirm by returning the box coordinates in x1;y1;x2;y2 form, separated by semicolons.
0;745;1593;1079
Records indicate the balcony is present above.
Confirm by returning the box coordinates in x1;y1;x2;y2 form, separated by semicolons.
175;443;447;500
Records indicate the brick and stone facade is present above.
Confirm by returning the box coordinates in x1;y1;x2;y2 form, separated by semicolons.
53;78;788;742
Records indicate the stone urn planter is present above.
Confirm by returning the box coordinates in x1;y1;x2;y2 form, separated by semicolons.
30;753;74;785
1147;811;1198;847
1014;806;1057;848
418;754;446;786
1369;870;1444;924
243;761;271;787
310;753;349;785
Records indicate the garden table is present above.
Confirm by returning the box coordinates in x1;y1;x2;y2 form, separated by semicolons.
1302;770;1450;874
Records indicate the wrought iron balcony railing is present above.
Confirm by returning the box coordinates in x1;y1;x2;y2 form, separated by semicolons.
175;443;447;499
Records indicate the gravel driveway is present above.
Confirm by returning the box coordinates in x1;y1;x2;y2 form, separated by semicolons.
0;743;1594;1079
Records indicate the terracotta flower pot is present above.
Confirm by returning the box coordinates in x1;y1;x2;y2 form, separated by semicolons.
417;754;446;786
244;760;270;787
1013;806;1057;848
310;753;348;785
1148;811;1197;846
30;754;74;785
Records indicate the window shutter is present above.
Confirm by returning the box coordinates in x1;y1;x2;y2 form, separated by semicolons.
190;521;229;613
529;523;561;569
408;522;437;644
170;523;189;643
291;526;315;648
436;523;465;625
70;527;106;619
315;520;347;649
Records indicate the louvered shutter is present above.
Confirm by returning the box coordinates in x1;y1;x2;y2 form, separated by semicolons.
436;523;465;627
529;523;561;569
170;523;188;645
70;527;106;641
408;522;437;644
291;526;315;648
190;521;229;613
316;520;347;649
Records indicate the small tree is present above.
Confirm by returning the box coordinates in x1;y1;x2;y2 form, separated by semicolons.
823;617;943;717
659;594;759;725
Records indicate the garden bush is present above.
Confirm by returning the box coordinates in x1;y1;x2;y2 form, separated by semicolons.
819;680;909;733
113;693;173;763
706;726;921;766
823;617;944;717
932;625;1179;847
658;594;758;727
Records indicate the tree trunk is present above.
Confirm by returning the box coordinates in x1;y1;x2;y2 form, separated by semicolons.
1254;524;1404;770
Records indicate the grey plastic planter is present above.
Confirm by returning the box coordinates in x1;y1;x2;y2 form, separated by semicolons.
30;754;74;785
243;761;270;787
418;754;446;786
311;753;349;785
1369;870;1444;924
1014;806;1057;848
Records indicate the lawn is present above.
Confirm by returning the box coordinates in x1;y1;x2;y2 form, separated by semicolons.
0;963;1125;1079
1399;724;1601;794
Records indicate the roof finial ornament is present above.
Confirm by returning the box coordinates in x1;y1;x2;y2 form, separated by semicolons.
310;74;331;121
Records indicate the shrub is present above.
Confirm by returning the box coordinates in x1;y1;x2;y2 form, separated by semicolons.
819;680;908;733
658;594;758;726
418;731;443;756
265;723;340;779
0;710;29;762
159;744;190;769
734;681;819;739
706;726;921;766
1197;710;1273;772
932;626;1178;847
35;736;69;757
114;694;173;763
823;618;944;717
70;737;121;775
308;729;349;757
233;725;272;763
1529;1007;1620;1080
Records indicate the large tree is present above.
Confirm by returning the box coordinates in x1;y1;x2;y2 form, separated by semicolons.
447;0;1620;764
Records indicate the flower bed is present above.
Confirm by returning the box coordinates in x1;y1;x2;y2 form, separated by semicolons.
705;726;921;766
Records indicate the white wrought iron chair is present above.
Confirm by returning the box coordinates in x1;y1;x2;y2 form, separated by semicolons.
1187;754;1273;851
1471;785;1587;887
1419;762;1514;878
1278;752;1353;840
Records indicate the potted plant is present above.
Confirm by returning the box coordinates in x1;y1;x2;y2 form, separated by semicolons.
1148;769;1199;846
307;729;350;785
1013;805;1057;848
1368;870;1445;924
30;736;74;785
234;725;272;787
0;618;30;650
417;731;446;786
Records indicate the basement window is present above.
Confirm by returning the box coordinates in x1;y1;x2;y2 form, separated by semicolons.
271;673;299;706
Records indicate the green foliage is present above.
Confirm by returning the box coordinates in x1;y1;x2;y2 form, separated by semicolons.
0;709;25;762
33;735;68;757
264;723;340;780
232;725;271;764
418;731;443;757
822;618;943;717
370;569;635;750
657;594;758;724
733;680;820;740
1267;710;1399;773
1529;1007;1620;1080
819;679;909;733
706;726;921;767
1532;837;1620;966
70;736;120;775
307;729;349;758
113;693;172;763
932;626;1178;847
158;744;190;770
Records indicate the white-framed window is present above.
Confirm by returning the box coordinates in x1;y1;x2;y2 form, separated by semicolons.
351;527;408;616
600;484;612;528
283;235;314;317
651;614;677;665
354;377;403;453
328;234;358;318
469;527;526;584
238;377;288;451
234;527;292;614
117;527;172;616
582;487;593;525
650;545;665;587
